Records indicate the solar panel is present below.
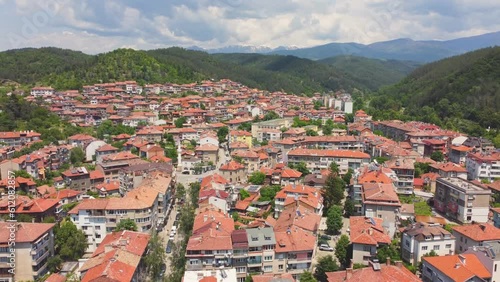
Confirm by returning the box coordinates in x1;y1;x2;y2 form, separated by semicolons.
297;210;302;217
369;217;376;226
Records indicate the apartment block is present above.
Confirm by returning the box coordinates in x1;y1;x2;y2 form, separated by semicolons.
287;148;370;175
246;227;276;274
401;223;455;266
466;152;500;182
185;207;234;271
361;183;401;235
0;131;41;147
384;158;415;194
251;119;293;142
274;184;323;218
433;177;491;223
274;227;316;280
69;187;159;253
0;222;55;282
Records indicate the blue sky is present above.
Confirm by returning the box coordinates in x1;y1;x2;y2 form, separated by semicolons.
1;0;499;53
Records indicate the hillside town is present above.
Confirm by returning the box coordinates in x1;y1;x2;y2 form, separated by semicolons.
0;78;499;282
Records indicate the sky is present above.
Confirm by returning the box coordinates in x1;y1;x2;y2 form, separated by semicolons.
1;0;499;54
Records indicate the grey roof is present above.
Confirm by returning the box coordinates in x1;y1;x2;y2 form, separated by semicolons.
246;227;276;247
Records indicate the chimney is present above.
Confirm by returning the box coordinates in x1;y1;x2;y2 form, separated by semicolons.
346;268;353;280
368;228;373;235
386;257;391;266
458;254;466;265
204;215;208;222
395;261;403;268
480;224;486;231
455;262;461;269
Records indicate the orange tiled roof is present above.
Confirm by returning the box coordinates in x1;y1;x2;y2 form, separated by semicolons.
349;216;391;245
452;223;500;242
326;264;420;282
0;222;54;243
422;254;491;281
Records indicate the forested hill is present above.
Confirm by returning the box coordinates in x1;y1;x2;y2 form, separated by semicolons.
318;55;420;91
0;47;416;94
368;47;500;137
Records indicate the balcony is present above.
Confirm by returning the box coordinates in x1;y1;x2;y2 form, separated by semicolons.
247;258;262;265
186;264;203;271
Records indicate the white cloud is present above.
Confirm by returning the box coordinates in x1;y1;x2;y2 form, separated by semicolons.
0;0;498;53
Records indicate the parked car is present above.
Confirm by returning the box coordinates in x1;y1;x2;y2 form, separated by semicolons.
173;220;179;227
159;263;166;276
319;244;334;251
320;234;332;240
166;240;173;254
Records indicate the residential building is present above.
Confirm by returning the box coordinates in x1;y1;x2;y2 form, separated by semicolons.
139;144;164;160
430;162;468;179
69;187;159;253
274;184;323;218
252;274;295;282
274;227;316;280
229;130;253;148
423;139;446;157
195;144;219;164
349;216;392;265
94;144;119;163
30;86;55;97
0;222;55;282
231;150;261;174
361;183;401;235
185;206;234;271
463;244;500;282
0;131;41;147
78;230;150;282
219;160;246;183
67;134;96;149
232;229;249;282
287;149;370;175
401;223;455;266
61;167;91;191
466;152;500;182
421;254;491;282
297;136;362;151
449;145;473;165
326;259;420;282
246;227;276;274
183;268;237;282
0;196;59;222
251;119;293;142
118;162;174;194
384;158;415;194
433;177;491;223
452;223;500;254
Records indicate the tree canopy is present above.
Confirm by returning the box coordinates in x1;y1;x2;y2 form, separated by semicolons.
115;218;138;232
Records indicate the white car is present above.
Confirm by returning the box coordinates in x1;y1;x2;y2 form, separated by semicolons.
319;244;334;251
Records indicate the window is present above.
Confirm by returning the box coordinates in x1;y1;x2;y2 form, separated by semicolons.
433;245;440;251
363;246;371;252
422;246;428;251
264;255;273;261
279;265;284;270
236;267;246;273
405;240;410;247
263;265;273;272
445;244;452;249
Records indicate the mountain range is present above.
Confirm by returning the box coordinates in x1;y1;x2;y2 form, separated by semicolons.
191;31;500;62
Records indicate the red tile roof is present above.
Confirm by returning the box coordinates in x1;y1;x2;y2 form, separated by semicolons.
326;264;420;282
0;222;54;243
452;223;500;242
288;148;370;159
349;216;391;245
423;254;491;281
45;273;66;282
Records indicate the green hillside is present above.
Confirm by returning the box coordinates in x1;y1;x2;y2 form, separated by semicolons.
0;47;368;94
368;47;500;139
318;56;420;91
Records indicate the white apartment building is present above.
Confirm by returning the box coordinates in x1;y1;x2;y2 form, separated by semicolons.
401;223;455;266
30;87;54;97
69;188;160;253
466;152;500;182
287;148;370;174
